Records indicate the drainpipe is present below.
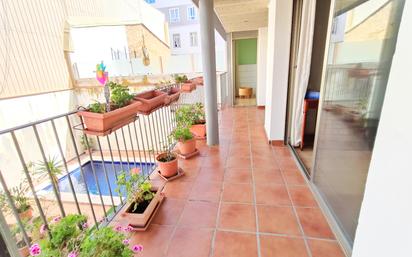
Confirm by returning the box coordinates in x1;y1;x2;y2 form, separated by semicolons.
199;0;219;145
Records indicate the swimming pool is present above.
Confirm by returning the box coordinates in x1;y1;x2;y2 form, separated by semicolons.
41;161;155;196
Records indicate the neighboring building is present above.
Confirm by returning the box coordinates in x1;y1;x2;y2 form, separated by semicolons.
145;0;226;56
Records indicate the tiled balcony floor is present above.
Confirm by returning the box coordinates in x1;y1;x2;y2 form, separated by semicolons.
128;106;346;257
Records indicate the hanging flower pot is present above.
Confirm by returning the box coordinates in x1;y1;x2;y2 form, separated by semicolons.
77;101;141;136
165;87;181;104
181;83;196;93
134;90;167;114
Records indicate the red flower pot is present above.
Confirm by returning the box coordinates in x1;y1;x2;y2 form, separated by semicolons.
77;101;141;135
134;90;167;114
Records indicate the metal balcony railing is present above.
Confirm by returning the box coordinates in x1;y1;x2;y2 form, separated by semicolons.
0;84;188;255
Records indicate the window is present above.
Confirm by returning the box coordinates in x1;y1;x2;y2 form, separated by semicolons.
169;8;180;23
145;0;155;3
172;34;181;48
187;6;196;20
190;32;198;47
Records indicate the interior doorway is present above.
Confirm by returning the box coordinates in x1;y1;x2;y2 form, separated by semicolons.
233;38;257;106
286;0;331;175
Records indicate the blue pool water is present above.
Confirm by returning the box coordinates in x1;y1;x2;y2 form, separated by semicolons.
41;161;155;196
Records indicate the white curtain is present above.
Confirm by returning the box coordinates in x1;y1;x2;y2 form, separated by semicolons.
290;0;317;146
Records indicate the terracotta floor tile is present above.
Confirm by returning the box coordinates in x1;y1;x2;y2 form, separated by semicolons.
213;231;258;257
225;168;252;183
222;183;254;203
257;205;301;235
253;170;284;184
179;167;200;182
130;225;174;257
226;157;251;169
189;180;222;202
255;184;291;205
163;181;194;199
308;239;345;257
260;235;309;257
197;167;225;182
178;201;218;228
282;170;306;185
296;208;335;239
166;227;213;257
278;157;299;170
219;203;256;232
152;198;185;226
288;186;318;207
200;156;226;168
273;147;292;158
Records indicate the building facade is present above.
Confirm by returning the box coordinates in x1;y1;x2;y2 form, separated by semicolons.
146;0;225;56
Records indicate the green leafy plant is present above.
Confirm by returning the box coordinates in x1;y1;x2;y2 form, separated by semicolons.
171;126;193;142
109;82;133;108
79;227;134;257
0;181;31;214
87;102;105;113
115;172;154;212
34;156;63;193
175;103;205;127
173;74;188;83
80;135;94;151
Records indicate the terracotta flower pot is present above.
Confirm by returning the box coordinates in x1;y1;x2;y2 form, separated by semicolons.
190;76;203;86
178;138;196;155
134;90;167;114
18;208;33;221
181;83;196;93
77;101;141;135
166;87;181;104
190;124;206;139
119;184;164;229
18;245;30;257
156;153;178;177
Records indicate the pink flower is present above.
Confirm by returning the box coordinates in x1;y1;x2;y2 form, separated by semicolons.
114;225;123;232
52;216;61;223
132;244;143;253
68;251;78;257
39;224;47;235
122;239;130;245
123;225;134;233
82;223;88;229
29;243;41;256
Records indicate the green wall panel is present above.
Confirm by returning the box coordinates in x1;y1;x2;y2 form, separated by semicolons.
236;38;257;65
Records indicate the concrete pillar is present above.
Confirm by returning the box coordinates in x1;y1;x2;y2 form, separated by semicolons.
199;0;219;145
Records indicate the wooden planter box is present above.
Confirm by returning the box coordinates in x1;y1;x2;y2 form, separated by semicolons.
181;83;196;93
77;101;141;136
120;184;165;230
134;90;167;115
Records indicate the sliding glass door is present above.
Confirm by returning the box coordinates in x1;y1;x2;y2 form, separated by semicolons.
313;0;405;244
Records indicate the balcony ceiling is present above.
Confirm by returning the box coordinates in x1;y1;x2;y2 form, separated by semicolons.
214;0;269;32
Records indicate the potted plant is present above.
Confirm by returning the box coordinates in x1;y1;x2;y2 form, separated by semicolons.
77;82;141;135
10;221;32;257
176;103;206;139
164;87;181;105
134;90;167;114
172;126;196;156
0;182;33;220
79;135;94;155
174;74;195;92
34;156;63;195
29;214;143;257
116;172;164;229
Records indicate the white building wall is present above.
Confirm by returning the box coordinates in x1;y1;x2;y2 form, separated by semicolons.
257;27;268;106
352;2;412;257
264;0;293;141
